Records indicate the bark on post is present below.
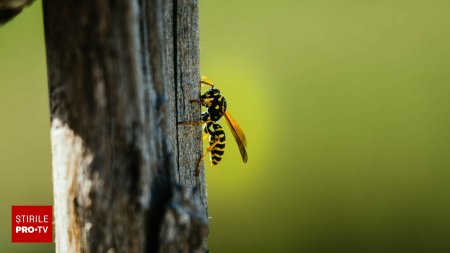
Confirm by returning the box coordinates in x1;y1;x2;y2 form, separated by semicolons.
43;0;208;252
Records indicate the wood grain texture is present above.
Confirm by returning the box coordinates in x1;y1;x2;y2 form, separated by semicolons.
165;0;207;209
43;0;207;252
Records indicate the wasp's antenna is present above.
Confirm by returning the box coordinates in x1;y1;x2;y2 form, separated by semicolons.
200;76;214;88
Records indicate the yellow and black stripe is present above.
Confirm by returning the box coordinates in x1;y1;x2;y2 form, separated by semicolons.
208;123;226;165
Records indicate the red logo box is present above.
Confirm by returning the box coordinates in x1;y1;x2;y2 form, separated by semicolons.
12;206;52;243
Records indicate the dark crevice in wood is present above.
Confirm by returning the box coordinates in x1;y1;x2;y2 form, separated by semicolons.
147;177;172;253
173;0;180;184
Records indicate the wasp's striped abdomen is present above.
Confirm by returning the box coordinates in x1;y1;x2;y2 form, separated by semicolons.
206;123;226;165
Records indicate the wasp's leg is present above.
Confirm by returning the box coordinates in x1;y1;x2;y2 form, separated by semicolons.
191;99;213;108
178;113;210;126
177;121;204;125
196;139;220;177
190;99;202;104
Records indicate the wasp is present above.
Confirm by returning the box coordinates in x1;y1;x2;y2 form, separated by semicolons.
180;76;248;176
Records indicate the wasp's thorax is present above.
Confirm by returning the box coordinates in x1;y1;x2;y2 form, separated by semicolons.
201;88;227;122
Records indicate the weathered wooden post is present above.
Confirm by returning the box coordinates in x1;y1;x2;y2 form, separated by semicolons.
43;0;208;252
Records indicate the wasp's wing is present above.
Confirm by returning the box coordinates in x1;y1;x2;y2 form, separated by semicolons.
224;111;248;163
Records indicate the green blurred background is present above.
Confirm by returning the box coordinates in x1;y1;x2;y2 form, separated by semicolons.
1;0;450;252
